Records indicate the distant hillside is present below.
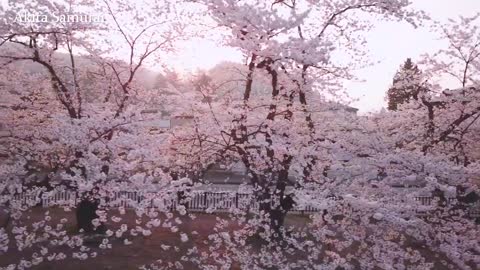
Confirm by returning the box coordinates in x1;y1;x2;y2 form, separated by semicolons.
0;44;172;96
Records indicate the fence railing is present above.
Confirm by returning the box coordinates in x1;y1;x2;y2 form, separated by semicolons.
9;191;480;217
413;196;457;206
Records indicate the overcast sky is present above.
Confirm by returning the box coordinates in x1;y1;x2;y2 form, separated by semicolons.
166;1;480;113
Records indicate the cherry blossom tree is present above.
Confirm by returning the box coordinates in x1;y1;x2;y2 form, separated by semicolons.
383;13;480;165
0;0;186;253
163;1;479;268
167;0;427;233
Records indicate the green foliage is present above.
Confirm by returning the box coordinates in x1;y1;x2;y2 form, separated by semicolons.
387;58;425;111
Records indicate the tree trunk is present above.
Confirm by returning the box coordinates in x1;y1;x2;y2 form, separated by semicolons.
177;190;190;211
76;197;105;234
257;188;295;239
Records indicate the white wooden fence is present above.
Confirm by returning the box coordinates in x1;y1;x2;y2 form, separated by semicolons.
9;191;339;213
9;191;480;217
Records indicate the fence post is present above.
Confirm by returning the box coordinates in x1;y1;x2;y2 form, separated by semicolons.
203;192;208;210
41;193;48;208
235;193;239;209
